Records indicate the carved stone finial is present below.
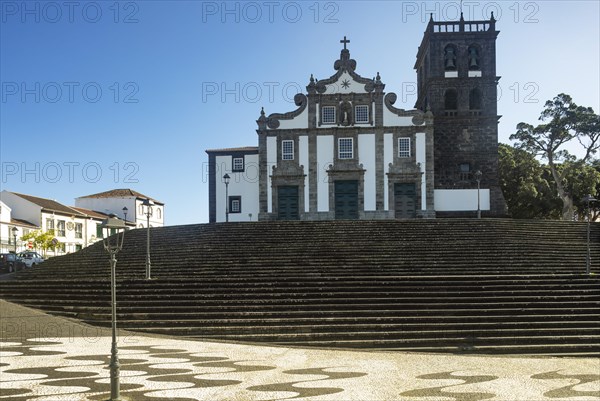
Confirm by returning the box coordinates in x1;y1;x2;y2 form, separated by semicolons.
256;107;268;129
460;12;464;21
307;74;316;94
376;72;381;81
490;11;495;21
429;13;434;22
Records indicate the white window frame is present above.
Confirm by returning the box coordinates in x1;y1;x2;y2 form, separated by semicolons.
282;140;294;160
338;138;354;159
355;105;369;123
56;220;66;237
322;106;336;124
398;137;411;158
75;223;83;239
232;157;244;171
231;199;241;213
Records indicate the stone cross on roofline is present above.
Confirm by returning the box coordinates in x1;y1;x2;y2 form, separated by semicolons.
340;36;350;50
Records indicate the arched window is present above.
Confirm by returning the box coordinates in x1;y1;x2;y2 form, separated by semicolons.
444;45;457;71
468;45;480;70
156;208;162;219
469;88;482;110
444;89;458;110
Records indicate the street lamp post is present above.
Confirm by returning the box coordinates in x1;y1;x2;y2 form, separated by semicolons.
474;170;482;219
223;174;230;223
11;226;18;254
100;215;127;401
11;227;18;271
583;194;597;275
122;206;128;222
142;198;154;280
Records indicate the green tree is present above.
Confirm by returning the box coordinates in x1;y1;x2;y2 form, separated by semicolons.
510;94;600;220
20;230;57;257
498;143;560;218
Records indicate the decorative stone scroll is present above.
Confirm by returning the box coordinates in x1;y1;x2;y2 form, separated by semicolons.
257;94;308;130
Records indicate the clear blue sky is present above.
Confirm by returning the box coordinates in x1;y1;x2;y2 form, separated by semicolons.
1;1;599;225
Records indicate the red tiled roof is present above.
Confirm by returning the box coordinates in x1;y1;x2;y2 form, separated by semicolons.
8;192;85;217
70;207;109;220
77;189;163;204
71;207;136;225
10;218;39;229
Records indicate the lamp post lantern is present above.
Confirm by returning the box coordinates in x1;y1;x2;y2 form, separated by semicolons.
474;170;482;219
122;206;128;222
100;215;127;401
223;173;230;223
142;199;154;280
583;194;597;275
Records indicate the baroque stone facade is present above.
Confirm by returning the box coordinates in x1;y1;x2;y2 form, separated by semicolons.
206;16;506;223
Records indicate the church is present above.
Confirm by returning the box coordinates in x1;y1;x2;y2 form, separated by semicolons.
206;15;506;223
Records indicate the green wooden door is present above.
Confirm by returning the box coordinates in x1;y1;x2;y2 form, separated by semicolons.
335;180;359;220
278;186;299;220
394;183;416;219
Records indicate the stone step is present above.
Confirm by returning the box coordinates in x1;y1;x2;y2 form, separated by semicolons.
2;218;599;355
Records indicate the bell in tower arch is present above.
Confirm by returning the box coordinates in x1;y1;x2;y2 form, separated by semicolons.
444;45;457;70
468;46;480;70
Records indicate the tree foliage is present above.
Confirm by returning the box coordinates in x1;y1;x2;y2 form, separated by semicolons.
498;144;558;219
20;230;57;256
499;144;600;220
510;94;600;220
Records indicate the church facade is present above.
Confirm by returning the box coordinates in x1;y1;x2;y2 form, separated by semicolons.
206;15;506;223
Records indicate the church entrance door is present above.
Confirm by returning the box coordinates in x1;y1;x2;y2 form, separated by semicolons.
394;183;416;219
335;180;359;220
277;186;299;220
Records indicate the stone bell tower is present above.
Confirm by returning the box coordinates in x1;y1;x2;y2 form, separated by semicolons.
414;13;507;216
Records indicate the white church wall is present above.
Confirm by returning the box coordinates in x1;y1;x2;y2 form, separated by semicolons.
276;108;309;130
359;134;376;211
434;189;490;211
299;136;309;213
416;132;427;210
324;72;368;94
382;108;416;127
383;134;394;210
266;137;277;214
317;135;334;212
214;154;259;223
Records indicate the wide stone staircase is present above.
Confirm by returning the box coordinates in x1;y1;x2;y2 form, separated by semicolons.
1;219;599;356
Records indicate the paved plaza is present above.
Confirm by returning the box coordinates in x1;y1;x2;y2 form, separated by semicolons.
1;300;599;400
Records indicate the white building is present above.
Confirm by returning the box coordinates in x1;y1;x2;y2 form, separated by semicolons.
206;24;508;222
0;200;39;254
75;189;165;228
205;147;260;223
207;41;435;222
0;191;109;255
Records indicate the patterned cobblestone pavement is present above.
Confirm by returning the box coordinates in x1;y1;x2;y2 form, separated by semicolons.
1;301;599;401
